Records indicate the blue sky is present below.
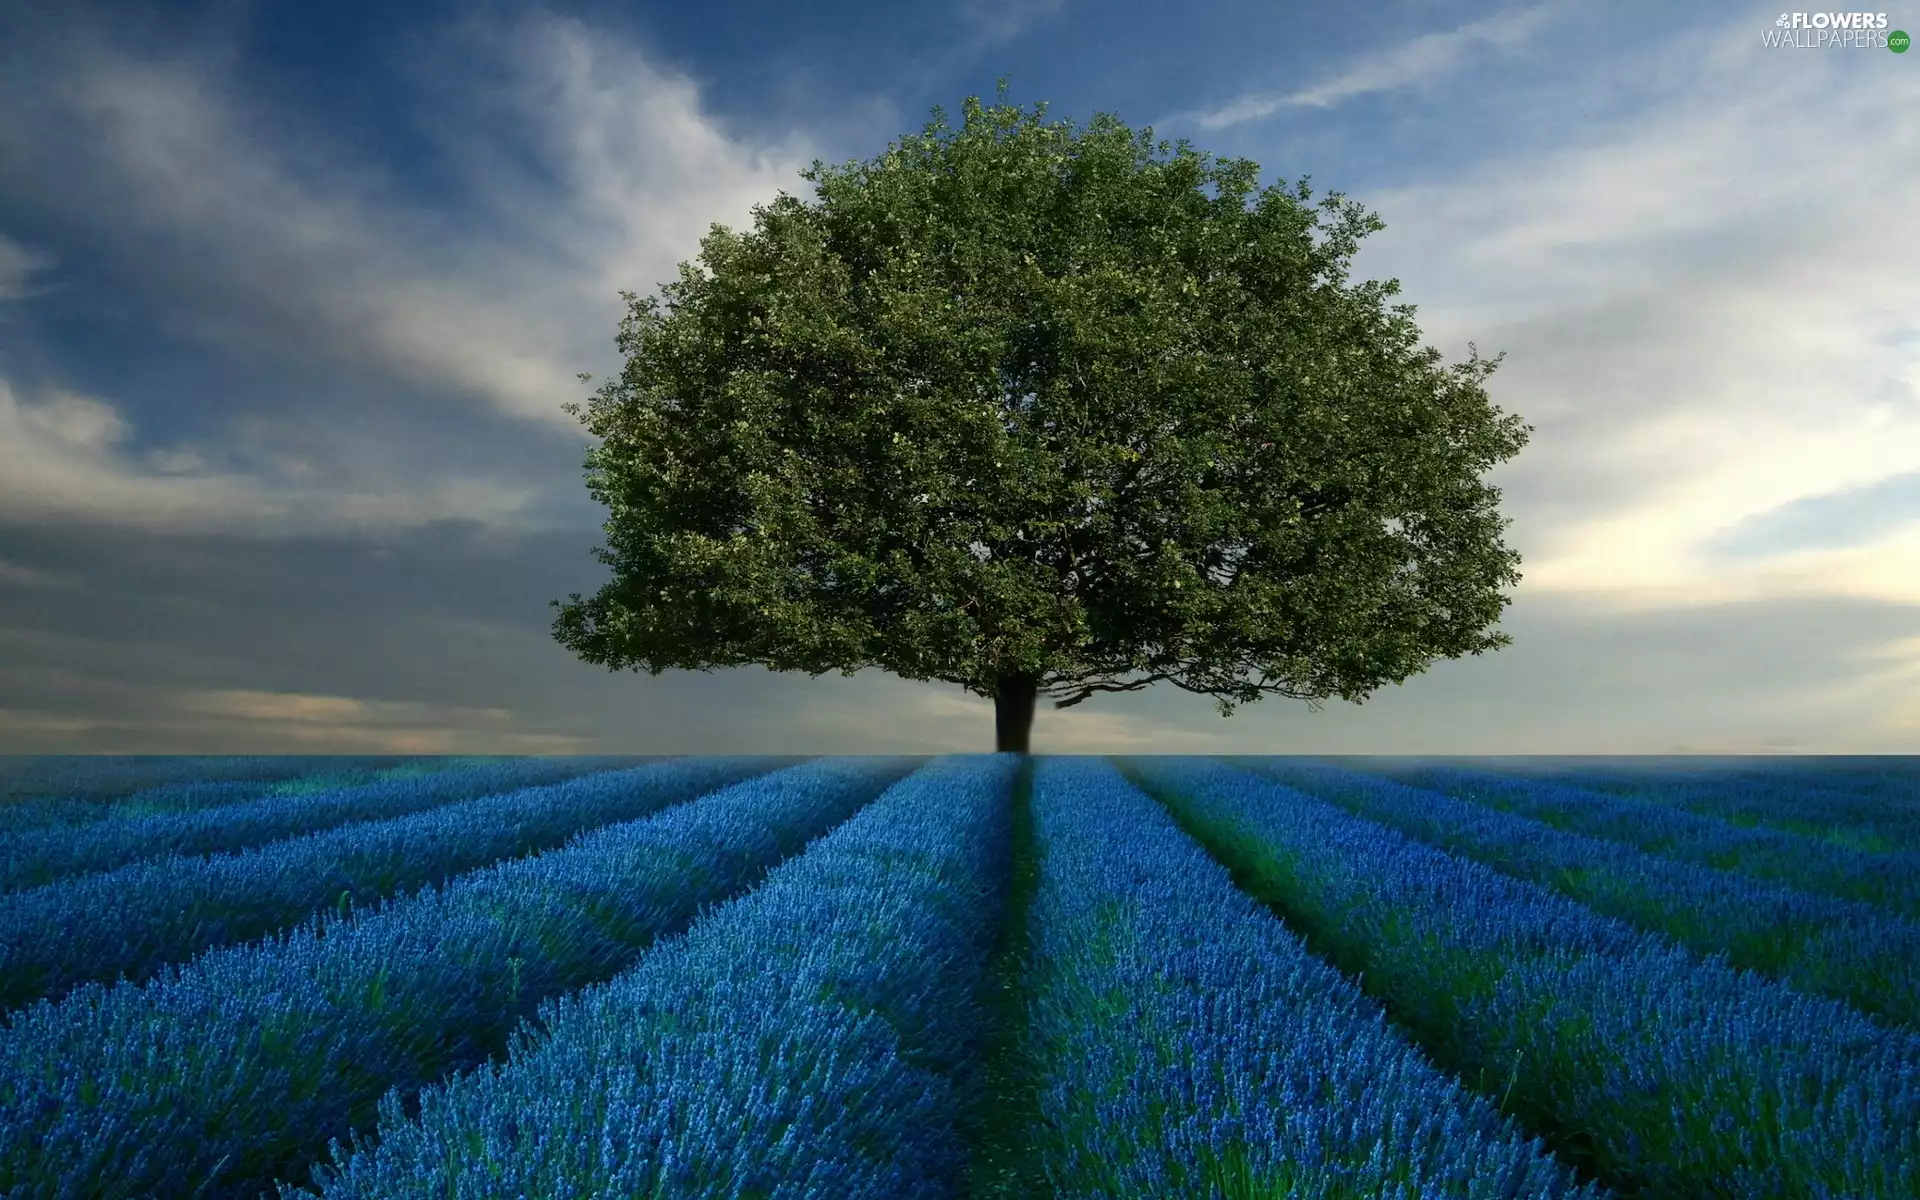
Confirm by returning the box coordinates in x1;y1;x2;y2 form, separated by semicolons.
1;0;1916;754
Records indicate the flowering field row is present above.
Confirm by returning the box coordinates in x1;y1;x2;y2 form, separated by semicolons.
0;756;417;836
0;757;915;1197
0;755;390;804
1433;758;1920;852
1123;757;1920;1197
1003;757;1597;1198
0;756;628;892
1;754;1914;1197
295;754;1021;1199
1231;759;1920;1028
1336;760;1920;915
0;756;778;1010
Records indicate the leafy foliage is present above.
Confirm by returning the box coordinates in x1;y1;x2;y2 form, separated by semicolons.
552;88;1529;722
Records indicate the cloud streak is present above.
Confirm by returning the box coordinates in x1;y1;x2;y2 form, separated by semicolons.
0;693;594;755
0;10;817;430
1327;24;1920;613
955;0;1071;45
0;380;543;535
1174;3;1567;129
0;8;837;536
1710;471;1920;558
0;235;58;304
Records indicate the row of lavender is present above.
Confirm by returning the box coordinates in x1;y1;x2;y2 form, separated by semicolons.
1123;757;1920;1197
1229;759;1920;1028
0;756;409;835
2;756;1601;1199
1409;756;1920;852
257;757;1920;1196
0;757;661;889
0;757;918;1196
289;757;1609;1200
0;756;394;804
1358;760;1920;915
3;753;1916;1196
0;757;781;1009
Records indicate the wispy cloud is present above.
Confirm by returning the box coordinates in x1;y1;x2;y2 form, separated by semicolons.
0;6;841;534
0;665;595;754
0;1;1914;753
0;705;595;754
0;558;80;590
0;10;818;430
0;235;58;304
1327;27;1920;613
955;0;1070;45
0;378;541;534
1174;3;1567;129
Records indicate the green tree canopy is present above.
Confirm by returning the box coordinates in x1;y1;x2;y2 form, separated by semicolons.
552;87;1529;752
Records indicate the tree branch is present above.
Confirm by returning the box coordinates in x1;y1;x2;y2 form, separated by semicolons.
1046;671;1177;708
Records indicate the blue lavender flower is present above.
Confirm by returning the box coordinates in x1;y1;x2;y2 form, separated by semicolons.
0;756;915;1199
1015;757;1600;1199
292;754;1018;1200
0;757;777;1011
1337;761;1920;916
1231;759;1920;1029
1125;756;1920;1198
0;757;632;892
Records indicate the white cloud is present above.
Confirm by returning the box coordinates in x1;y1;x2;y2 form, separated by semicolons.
1;11;820;430
956;0;1069;44
1;3;1916;754
1327;25;1920;612
13;388;130;449
174;687;524;733
0;558;81;589
0;664;595;754
0;235;58;303
0;701;593;754
0;708;100;738
1176;3;1567;129
0;378;540;533
147;448;207;474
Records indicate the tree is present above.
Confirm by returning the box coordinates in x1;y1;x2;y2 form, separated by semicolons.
551;85;1529;754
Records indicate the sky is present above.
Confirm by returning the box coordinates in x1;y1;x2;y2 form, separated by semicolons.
0;0;1915;756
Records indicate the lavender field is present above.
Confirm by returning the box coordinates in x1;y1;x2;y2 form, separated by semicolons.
1;754;1917;1198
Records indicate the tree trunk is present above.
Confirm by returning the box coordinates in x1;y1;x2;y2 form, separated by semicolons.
994;673;1038;754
